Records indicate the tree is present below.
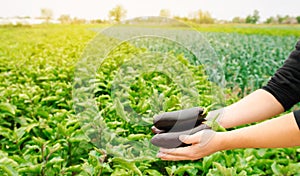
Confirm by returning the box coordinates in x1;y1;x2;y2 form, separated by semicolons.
40;8;53;23
159;9;171;18
276;15;288;24
58;14;71;24
246;10;260;24
264;16;277;24
189;10;214;24
297;16;300;24
72;17;87;24
282;16;297;24
91;19;107;24
232;17;245;23
174;16;189;22
197;10;214;23
108;5;127;23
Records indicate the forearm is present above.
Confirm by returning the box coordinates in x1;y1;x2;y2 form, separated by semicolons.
220;89;284;128
223;113;300;150
156;112;300;161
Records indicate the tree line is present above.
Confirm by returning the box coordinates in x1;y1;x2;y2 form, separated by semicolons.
162;9;300;24
39;5;300;24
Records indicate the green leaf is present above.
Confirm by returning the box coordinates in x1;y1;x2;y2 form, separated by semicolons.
64;165;82;173
0;164;18;176
25;123;39;133
173;165;194;175
69;133;90;143
0;157;19;167
32;136;47;146
204;114;226;132
49;143;62;154
41;96;60;102
203;154;216;172
165;165;177;176
238;170;248;176
114;98;129;122
15;127;26;141
213;162;236;176
19;93;30;100
0;127;12;139
23;144;40;156
0;102;16;116
46;157;64;167
127;134;147;141
144;169;163;176
18;164;43;174
112;157;142;176
165;166;173;176
271;162;282;175
111;168;129;176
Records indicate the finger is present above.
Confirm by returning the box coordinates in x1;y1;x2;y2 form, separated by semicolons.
180;129;216;146
150;124;209;148
179;131;204;144
197;129;216;147
159;146;193;156
157;152;195;161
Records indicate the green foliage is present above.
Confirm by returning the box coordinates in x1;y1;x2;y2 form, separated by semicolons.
194;24;300;37
205;33;298;96
245;10;260;24
204;115;226;132
0;24;299;175
108;5;127;22
193;10;215;24
297;16;300;24
0;25;95;175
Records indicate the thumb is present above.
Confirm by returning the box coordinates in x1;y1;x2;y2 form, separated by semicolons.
179;132;203;144
179;130;216;146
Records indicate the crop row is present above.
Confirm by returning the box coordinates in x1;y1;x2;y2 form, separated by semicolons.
0;25;299;175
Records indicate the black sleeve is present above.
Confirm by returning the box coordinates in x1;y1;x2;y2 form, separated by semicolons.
262;40;300;130
262;40;300;111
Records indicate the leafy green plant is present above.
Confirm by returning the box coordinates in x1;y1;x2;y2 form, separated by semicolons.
0;24;299;175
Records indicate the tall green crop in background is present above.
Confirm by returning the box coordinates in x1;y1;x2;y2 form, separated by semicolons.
0;24;299;175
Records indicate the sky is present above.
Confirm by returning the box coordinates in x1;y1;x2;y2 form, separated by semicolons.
0;0;299;21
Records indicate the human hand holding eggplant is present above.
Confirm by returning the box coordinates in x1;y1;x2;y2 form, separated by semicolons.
150;107;225;149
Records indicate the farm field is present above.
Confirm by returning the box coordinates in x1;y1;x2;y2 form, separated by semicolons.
194;23;300;37
0;24;300;175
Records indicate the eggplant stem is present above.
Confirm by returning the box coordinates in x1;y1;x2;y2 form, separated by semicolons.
202;103;217;115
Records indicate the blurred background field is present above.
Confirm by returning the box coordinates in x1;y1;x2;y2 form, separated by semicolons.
1;23;299;175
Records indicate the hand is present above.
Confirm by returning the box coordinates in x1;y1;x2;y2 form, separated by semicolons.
157;129;226;161
151;124;210;148
150;107;225;148
151;107;209;148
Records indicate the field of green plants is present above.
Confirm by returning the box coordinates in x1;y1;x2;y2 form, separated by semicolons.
0;24;300;175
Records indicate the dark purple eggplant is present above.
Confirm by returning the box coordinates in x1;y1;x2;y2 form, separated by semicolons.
153;107;206;132
150;124;210;148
